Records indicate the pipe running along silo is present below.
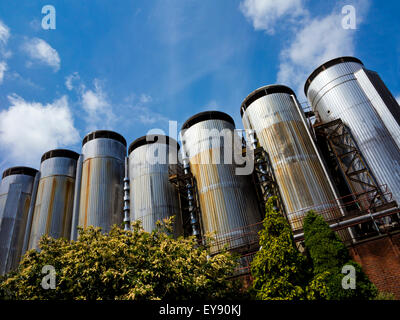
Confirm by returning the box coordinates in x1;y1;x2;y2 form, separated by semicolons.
128;134;183;236
181;111;262;252
304;57;400;205
240;85;345;234
0;167;38;275
75;130;126;233
27;149;79;250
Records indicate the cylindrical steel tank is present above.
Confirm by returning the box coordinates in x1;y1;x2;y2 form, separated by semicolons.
76;130;126;233
241;85;344;232
0;167;38;275
128;134;183;236
304;57;400;204
181;111;262;252
27;149;79;250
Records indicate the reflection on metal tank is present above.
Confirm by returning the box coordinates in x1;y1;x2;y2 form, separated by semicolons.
304;57;400;204
27;149;79;250
128;135;183;236
241;85;344;231
181;111;262;252
0;167;37;275
77;130;126;233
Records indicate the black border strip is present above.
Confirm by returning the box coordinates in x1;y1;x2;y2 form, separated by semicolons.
128;135;180;155
82;130;127;147
41;149;80;163
2;167;38;179
181;111;235;130
240;85;295;117
304;56;364;96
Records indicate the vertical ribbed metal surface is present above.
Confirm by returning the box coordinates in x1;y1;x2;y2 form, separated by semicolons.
78;138;125;232
242;87;343;231
355;69;400;151
0;173;35;275
129;142;182;236
306;59;400;204
182;118;261;252
28;156;77;250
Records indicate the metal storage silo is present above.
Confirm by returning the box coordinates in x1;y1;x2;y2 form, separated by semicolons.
27;149;79;250
0;167;38;275
181;111;262;252
241;85;344;232
304;57;400;205
128;134;183;236
76;130;126;233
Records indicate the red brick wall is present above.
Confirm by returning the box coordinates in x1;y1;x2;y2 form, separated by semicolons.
349;233;400;299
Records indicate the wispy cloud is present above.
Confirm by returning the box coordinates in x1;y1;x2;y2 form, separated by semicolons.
240;0;307;34
0;20;10;84
0;61;6;84
240;0;370;98
0;20;10;45
65;72;81;91
81;79;116;132
23;37;61;72
0;94;79;168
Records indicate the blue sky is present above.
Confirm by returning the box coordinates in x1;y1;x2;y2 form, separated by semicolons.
0;0;399;173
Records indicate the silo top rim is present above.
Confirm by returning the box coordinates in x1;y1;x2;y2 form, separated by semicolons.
41;149;80;163
240;84;296;117
128;134;180;154
82;130;127;147
2;166;38;179
181;110;235;130
304;56;364;96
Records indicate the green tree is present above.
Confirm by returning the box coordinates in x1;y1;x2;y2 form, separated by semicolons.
0;218;242;300
303;211;378;300
250;198;327;300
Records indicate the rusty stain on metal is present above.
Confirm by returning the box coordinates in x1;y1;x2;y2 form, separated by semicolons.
84;158;91;229
45;177;57;234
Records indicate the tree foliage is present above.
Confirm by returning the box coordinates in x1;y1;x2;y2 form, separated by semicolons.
250;198;327;300
303;211;378;300
0;218;242;300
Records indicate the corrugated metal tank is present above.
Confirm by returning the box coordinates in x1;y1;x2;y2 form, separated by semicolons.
27;149;79;250
77;130;126;233
240;85;343;231
305;57;400;204
0;167;38;275
128;135;183;236
181;111;262;251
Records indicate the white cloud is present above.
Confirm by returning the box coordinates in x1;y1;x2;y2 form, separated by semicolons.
0;20;10;45
65;72;80;90
139;94;152;104
239;0;307;34
0;61;6;84
81;80;116;131
132;105;169;125
23;38;60;71
0;94;79;167
240;0;370;99
277;12;356;97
